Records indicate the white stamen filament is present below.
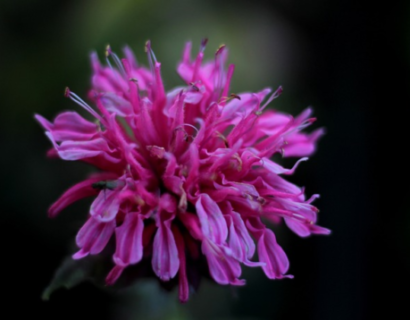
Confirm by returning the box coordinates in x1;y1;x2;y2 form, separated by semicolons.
68;91;102;121
110;51;127;77
178;123;199;134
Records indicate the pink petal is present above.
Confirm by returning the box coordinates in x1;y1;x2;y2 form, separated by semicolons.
258;229;293;279
261;157;308;175
46;132;112;161
152;219;179;281
173;226;189;303
90;189;122;222
284;218;311;237
73;217;115;259
195;194;227;244
48;183;94;218
227;212;262;266
105;265;125;285
35;112;98;141
202;240;245;286
113;212;144;267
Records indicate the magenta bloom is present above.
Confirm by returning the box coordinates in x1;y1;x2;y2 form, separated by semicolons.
36;40;330;302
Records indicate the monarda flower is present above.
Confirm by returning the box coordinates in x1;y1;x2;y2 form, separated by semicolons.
36;39;330;302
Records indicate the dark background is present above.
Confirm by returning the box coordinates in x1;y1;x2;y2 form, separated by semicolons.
1;0;409;319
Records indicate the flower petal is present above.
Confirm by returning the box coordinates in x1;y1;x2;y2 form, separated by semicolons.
73;217;115;259
258;229;293;279
195;194;228;244
152;219;179;281
113;212;144;266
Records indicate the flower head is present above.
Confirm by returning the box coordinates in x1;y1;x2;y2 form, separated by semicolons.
36;39;330;302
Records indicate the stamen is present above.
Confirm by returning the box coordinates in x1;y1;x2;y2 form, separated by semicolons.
200;38;208;52
293;118;317;133
175;123;199;135
64;87;70;98
213;44;226;101
105;44;126;77
192;44;205;82
232;153;243;171
215;44;226;56
261;86;283;111
145;40;156;73
221;64;235;104
105;44;114;70
216;131;229;147
64;87;102;121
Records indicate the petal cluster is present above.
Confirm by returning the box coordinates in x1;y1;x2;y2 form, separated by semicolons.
36;40;329;302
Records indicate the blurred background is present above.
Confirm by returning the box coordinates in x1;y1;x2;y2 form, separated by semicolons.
1;0;409;319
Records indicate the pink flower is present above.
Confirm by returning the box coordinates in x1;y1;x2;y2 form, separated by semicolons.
36;40;330;302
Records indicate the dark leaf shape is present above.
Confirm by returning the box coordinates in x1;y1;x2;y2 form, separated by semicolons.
42;254;109;300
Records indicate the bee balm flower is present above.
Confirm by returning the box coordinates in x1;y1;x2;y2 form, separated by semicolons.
36;40;330;302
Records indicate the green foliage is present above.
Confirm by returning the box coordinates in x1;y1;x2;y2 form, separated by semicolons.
42;254;108;300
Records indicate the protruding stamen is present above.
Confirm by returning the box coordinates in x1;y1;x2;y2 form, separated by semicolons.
122;59;141;114
105;44;126;77
220;64;235;105
111;53;127;77
64;87;70;98
261;86;283;110
215;44;226;56
296;118;316;132
213;44;226;101
200;38;208;52
231;153;243;171
64;87;102;121
216;131;229;148
145;41;165;104
172;124;198;145
145;40;157;74
105;44;114;70
105;44;112;57
144;40;150;53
